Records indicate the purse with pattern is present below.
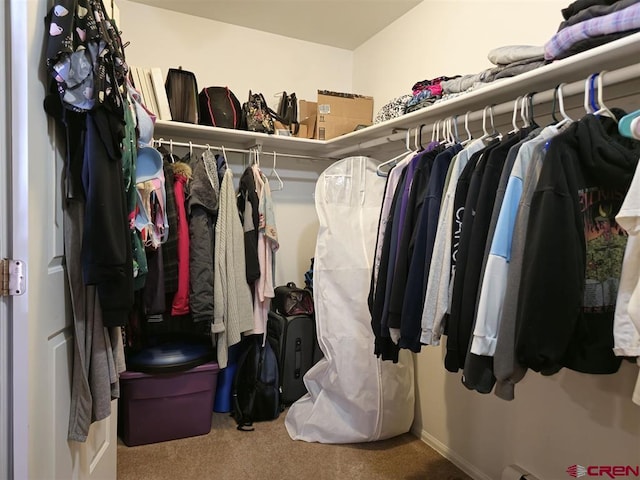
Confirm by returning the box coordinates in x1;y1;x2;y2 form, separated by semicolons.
242;91;275;134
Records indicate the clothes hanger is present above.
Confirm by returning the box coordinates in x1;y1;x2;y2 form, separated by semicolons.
631;115;640;140
619;109;640;138
432;120;442;145
452;115;461;144
589;73;600;113
594;70;618;122
437;119;445;144
268;151;284;191
444;117;456;147
554;83;573;128
462;110;472;145
376;128;414;177
415;124;425;151
221;144;229;168
525;92;539;129
479;105;500;142
550;87;560;125
583;73;599;115
520;95;530;128
251;146;261;168
509;96;523;134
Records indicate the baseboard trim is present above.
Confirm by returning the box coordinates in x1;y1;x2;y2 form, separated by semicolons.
411;426;493;480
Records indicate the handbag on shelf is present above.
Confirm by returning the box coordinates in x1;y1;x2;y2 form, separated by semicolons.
273;282;314;317
242;91;276;134
276;91;300;135
198;86;242;129
164;67;199;124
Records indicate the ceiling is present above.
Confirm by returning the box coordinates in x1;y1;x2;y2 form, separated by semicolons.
128;0;422;50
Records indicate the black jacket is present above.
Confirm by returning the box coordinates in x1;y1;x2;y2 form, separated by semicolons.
444;140;500;371
388;149;438;330
370;168;408;362
516;113;640;375
238;167;261;284
81;108;133;327
188;151;219;324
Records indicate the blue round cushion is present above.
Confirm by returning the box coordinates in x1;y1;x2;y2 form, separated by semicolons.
127;337;215;374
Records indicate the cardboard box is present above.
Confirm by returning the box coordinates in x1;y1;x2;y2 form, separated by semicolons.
296;100;317;139
315;90;373;140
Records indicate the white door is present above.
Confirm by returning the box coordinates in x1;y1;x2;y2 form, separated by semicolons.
10;1;117;479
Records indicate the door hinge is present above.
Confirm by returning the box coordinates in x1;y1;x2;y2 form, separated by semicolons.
1;259;26;297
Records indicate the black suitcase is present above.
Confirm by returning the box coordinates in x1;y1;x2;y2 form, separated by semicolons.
267;311;322;404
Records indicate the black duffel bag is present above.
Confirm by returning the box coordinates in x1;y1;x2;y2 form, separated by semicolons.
273;282;314;316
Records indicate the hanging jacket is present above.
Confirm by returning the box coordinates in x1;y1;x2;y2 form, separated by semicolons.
446;132;525;375
400;144;461;352
238;167;261;284
171;161;192;316
213;168;254;368
161;155;179;295
493;141;550;400
371;168;408;362
387;149;438;339
517;112;640;375
188;150;219;325
443;141;500;371
420;139;486;346
81;108;133;327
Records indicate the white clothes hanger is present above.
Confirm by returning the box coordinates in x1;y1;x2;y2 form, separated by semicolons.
594;70;618;122
509;96;523;134
462;111;473;145
221;144;229;168
452;115;461;144
268;151;284;191
479;105;500;142
376;128;415;177
554;83;573;128
520;96;530;128
444;117;456;146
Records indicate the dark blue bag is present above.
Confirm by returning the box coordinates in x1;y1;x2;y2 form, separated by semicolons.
232;335;281;431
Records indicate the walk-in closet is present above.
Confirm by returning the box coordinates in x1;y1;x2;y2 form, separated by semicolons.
3;0;640;479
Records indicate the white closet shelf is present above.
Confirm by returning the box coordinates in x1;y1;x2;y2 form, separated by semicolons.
153;32;640;160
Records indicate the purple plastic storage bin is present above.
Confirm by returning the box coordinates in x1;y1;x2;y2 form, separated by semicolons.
119;362;219;446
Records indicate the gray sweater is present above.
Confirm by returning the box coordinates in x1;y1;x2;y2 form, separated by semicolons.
493;141;548;400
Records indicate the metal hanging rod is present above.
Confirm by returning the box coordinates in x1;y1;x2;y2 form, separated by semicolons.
152;138;335;162
332;61;640;157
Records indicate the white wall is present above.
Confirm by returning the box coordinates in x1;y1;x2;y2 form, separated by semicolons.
118;0;353;111
354;0;568;114
354;2;640;479
118;0;353;286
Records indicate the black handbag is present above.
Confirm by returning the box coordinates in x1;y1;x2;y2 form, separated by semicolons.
165;67;199;123
273;282;314;316
276;91;300;135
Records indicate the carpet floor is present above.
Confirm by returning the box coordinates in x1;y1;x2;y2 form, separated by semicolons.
117;411;472;480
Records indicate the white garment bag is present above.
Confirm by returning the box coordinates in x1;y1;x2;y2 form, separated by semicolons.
285;156;415;443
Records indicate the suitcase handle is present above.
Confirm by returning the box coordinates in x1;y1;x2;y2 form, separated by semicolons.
294;338;302;379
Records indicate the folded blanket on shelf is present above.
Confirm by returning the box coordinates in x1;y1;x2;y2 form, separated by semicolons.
545;2;640;60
